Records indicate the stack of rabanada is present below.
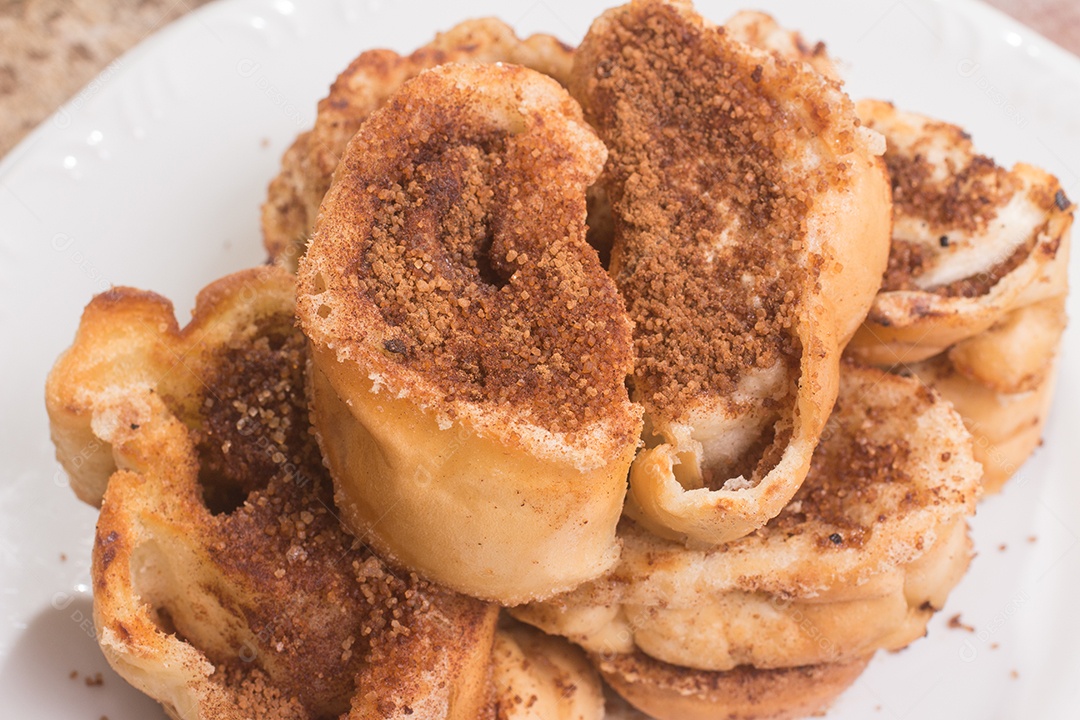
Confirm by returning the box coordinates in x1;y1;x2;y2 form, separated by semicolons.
47;0;1070;718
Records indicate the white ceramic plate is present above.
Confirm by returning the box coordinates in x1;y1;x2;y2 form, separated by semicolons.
1;0;1077;717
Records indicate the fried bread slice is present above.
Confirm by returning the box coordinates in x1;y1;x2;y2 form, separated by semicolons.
569;0;892;545
513;365;979;672
47;268;500;720
296;62;642;604
849;100;1070;489
263;18;575;270
849;99;1072;365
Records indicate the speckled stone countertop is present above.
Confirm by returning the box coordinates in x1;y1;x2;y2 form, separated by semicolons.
0;0;1078;159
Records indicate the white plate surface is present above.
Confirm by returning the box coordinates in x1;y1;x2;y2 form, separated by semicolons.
1;0;1078;717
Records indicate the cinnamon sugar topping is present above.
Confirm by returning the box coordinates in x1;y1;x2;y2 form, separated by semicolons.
164;315;480;717
310;66;633;435
580;2;843;418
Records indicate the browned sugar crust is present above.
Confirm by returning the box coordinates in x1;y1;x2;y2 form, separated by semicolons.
876;121;1053;297
308;65;633;435
758;363;961;555
262;17;577;266
577;0;846;418
163;313;477;717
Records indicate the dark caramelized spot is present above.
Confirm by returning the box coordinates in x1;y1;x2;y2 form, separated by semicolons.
584;2;834;418
1055;189;1071;211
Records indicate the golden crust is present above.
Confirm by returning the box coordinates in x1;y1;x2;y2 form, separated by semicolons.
493;620;605;720
262;18;575;270
513;366;979;671
297;62;641;603
596;651;871;720
47;268;500;720
940;296;1063;488
849;99;1073;365
571;0;891;545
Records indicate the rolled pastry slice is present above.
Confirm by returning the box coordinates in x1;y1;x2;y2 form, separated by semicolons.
570;0;892;545
849;99;1073;365
494;619;606;720
906;297;1065;493
596;651;872;720
45;267;499;720
513;366;980;676
297;63;642;604
263;18;575;270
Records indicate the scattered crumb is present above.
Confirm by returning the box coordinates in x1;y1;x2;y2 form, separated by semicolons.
59;553;67;562
69;670;78;680
1010;670;1019;680
990;642;1000;650
998;543;1007;552
84;672;104;687
260;137;271;148
1028;535;1038;543
948;614;975;633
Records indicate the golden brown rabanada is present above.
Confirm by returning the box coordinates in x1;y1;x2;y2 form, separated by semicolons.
262;18;576;270
46;267;604;720
850;100;1072;490
514;365;981;719
296;62;642;604
569;0;892;546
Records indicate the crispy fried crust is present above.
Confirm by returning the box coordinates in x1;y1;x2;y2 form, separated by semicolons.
297;62;642;604
849;99;1072;365
47;268;499;720
596;651;872;720
570;0;891;545
513;366;979;671
262;18;575;270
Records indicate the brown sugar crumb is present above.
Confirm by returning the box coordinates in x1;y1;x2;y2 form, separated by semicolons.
213;663;308;720
581;1;843;419
881;239;926;291
190;319;322;515
763;381;920;548
1010;669;1020;680
998;543;1008;552
69;670;77;680
322;69;633;436
879;134;1028;296
885;146;1016;237
161;317;474;717
84;672;104;687
948;614;975;633
59;553;67;562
